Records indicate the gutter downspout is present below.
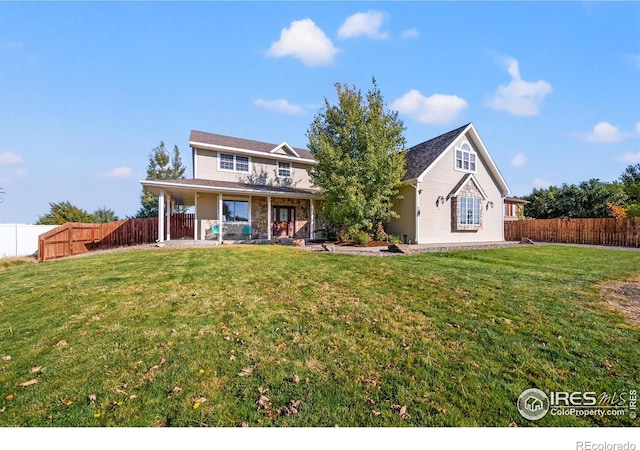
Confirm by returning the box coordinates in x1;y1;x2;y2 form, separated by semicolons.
411;182;420;244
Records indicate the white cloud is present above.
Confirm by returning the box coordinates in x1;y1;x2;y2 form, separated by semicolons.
401;28;420;39
616;152;640;164
254;98;304;115
583;122;623;143
391;89;468;125
487;56;552;116
0;41;24;51
96;166;133;179
338;11;389;40
267;19;338;67
511;153;526;167
0;151;24;165
533;178;554;188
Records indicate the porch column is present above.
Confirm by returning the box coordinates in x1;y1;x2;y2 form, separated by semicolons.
267;196;272;240
166;194;171;241
194;193;198;241
158;190;165;242
218;193;223;243
248;195;252;240
309;199;315;240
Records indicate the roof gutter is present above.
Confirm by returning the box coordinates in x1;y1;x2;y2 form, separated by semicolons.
189;141;317;164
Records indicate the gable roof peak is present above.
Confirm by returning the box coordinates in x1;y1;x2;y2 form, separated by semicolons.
403;123;471;181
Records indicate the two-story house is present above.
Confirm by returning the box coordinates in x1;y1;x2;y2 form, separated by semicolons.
141;130;323;243
140;123;511;244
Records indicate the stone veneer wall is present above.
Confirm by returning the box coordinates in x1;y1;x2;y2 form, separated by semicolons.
251;197;317;239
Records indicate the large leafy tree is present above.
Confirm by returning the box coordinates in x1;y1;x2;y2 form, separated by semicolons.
306;79;406;234
36;201;95;225
137;141;186;218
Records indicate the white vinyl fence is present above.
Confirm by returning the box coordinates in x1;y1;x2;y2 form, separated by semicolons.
0;224;58;258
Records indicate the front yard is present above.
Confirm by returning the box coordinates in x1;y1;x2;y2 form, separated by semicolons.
0;245;638;426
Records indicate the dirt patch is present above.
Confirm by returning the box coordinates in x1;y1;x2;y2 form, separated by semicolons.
599;275;640;326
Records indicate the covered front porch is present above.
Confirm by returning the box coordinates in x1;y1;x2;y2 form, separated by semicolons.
141;179;324;243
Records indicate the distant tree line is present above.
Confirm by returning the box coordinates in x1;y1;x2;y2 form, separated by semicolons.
523;164;640;219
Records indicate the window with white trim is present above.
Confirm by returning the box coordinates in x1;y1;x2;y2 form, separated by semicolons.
455;143;477;172
457;197;481;227
277;161;292;178
219;153;249;173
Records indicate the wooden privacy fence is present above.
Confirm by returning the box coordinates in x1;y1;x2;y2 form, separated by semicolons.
505;218;640;247
38;214;195;262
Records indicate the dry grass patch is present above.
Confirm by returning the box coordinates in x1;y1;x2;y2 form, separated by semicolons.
599;274;640;326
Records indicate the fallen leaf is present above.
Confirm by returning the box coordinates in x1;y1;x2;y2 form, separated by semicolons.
171;386;182;393
256;395;271;411
0;407;5;414
229;355;236;361
1;355;11;361
371;410;381;417
5;393;15;401
239;421;248;427
282;399;302;416
30;366;42;373
194;397;207;404
238;366;254;377
291;375;300;384
19;379;39;387
399;405;410;420
509;421;518;427
55;340;67;347
223;336;231;341
257;386;269;394
436;406;447;414
88;394;97;404
129;395;137;400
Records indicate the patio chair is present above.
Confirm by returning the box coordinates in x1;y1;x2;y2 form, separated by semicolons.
208;224;220;239
241;225;252;239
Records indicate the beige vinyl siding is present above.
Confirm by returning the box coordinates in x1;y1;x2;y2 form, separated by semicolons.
418;134;504;243
386;184;416;243
197;193;219;240
194;149;314;188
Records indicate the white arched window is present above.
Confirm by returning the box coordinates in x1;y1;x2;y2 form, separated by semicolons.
455;142;477;173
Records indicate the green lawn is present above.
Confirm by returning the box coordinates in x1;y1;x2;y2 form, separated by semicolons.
0;245;638;427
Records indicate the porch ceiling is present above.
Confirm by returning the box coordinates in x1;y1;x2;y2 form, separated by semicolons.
141;178;323;204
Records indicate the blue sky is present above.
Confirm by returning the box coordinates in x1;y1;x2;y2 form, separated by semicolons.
1;2;639;223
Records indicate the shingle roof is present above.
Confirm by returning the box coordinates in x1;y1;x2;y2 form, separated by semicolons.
155;178;321;196
189;130;313;160
403;123;470;181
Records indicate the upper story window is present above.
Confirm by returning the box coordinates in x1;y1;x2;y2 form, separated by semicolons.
277;161;292;178
219;153;249;173
455;143;477;173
